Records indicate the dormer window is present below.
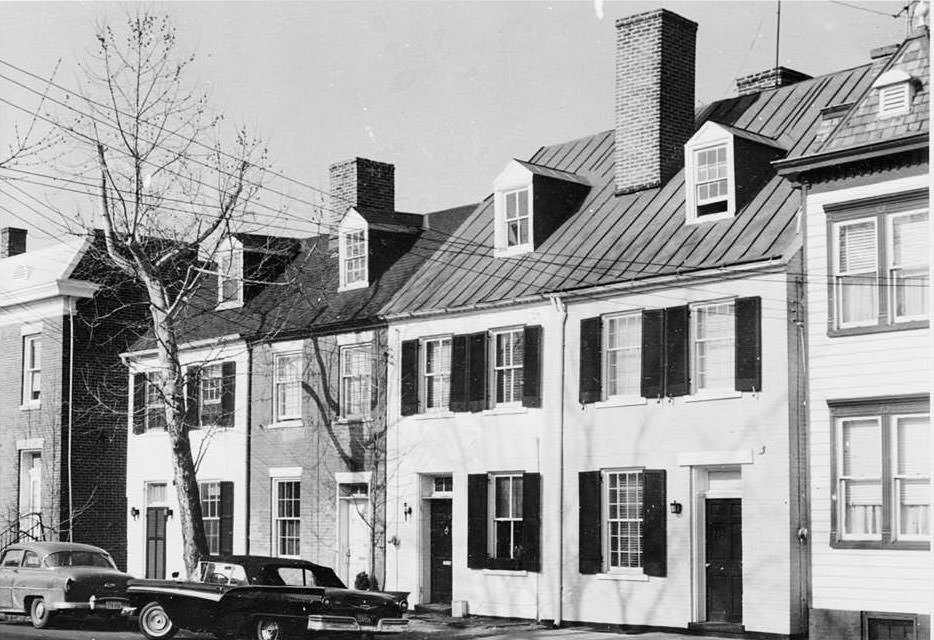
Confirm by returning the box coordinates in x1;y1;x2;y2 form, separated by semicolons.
694;144;729;216
342;230;367;286
217;246;243;308
685;124;736;224
505;188;530;247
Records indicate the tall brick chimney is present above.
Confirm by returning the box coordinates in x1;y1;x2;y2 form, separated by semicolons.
615;9;697;195
328;158;395;230
1;227;27;258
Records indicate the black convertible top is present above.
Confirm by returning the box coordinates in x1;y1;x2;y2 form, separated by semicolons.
205;555;346;589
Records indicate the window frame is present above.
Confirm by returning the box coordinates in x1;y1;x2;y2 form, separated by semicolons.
200;481;222;555
887;210;929;323
602;312;642;400
420;336;452;413
829;395;930;550
494;179;535;258
216;247;244;309
490;327;524;408
690;299;736;394
339;229;368;290
832;216;880;329
144;372;168;432
273;352;302;422
272;478;301;559
684;135;736;224
824;192;929;336
339;344;371;420
602;468;644;574
504;188;531;249
21;334;41;406
488;472;524;562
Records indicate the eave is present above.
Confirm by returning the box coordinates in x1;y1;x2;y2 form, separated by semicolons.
774;133;929;183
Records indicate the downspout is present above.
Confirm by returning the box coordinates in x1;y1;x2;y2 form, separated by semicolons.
245;343;253;555
796;181;811;632
67;307;75;542
549;294;567;627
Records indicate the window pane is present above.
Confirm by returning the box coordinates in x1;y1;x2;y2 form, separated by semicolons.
838;221;876;273
839;274;878;324
511;476;523;518
898;480;931;536
843;480;882;535
517;189;528;217
146;483;167;505
495;521;512;559
896;415;930;475
694;303;734;391
842;419;881;476
495;476;510;518
506;192;517;219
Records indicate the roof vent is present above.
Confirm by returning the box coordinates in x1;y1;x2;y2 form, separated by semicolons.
735;67;812;96
12;264;32;281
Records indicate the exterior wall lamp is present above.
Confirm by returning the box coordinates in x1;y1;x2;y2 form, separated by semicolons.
166;508;174;519
130;507;140;520
669;501;682;515
403;502;412;522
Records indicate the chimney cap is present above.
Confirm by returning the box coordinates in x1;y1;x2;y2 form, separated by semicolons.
735;66;812;95
615;8;697;30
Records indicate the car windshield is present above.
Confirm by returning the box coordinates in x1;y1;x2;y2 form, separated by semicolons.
44;551;116;569
198;561;248;585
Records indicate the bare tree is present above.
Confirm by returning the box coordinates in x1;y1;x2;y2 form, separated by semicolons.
69;12;268;573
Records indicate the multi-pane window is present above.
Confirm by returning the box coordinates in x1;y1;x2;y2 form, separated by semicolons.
217;249;242;306
22;334;41;404
505;189;530;247
145;373;167;431
342;230;367;287
200;364;223;425
490;474;523;560
273;353;302;421
604;470;643;570
889;211;928;321
604;314;641;398
834;402;930;547
835;219;879;327
200;482;221;555
274;479;301;558
493;329;524;406
340;345;370;418
692;301;735;392
694;144;729;214
423;337;451;411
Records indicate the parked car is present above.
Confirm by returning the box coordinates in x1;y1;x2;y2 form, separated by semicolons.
0;541;130;629
126;554;409;640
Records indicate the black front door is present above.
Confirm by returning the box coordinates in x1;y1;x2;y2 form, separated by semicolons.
429;500;452;603
705;498;742;624
146;507;168;579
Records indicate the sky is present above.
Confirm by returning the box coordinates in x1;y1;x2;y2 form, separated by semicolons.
0;1;912;249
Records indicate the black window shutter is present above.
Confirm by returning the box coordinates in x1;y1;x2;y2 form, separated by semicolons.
734;296;762;392
578;470;602;574
400;340;420;416
220;362;236;428
642;469;667;577
133;373;146;434
467;474;488;569
521;472;541;572
467;332;488;413
664;306;690;397
579;317;602;404
522;326;543;408
219;481;235;556
185;367;201;429
640;310;664;399
449;335;469;413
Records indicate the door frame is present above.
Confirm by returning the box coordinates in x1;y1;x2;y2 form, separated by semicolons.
418;474;453;605
143;481;170;580
690;465;743;624
335;471;372;587
428;497;453;603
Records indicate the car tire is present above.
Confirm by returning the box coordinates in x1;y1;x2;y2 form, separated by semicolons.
254;616;285;640
29;597;54;629
138;601;177;640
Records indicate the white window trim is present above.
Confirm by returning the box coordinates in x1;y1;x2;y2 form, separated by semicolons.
684;135;736;224
272;477;301;559
489;327;524;409
601;467;645;574
689;299;736;395
836;415;883;542
144;372;168;433
199;481;222;556
339;343;371;420
339;229;369;291
488;472;524;561
602;311;642;402
273;352;303;423
833;217;879;329
887;209;929;324
21;333;41;408
494;182;535;258
420;335;452;414
216;247;244;310
890;412;931;542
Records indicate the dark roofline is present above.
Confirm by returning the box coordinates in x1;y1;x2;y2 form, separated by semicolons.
774;133;928;180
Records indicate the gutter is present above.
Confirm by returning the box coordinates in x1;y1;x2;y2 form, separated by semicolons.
774;133;929;181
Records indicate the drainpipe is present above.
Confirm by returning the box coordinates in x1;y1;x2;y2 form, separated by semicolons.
797;181;811;632
67;307;75;542
549;294;567;627
244;343;253;554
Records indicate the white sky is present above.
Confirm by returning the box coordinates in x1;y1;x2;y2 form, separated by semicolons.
0;1;911;248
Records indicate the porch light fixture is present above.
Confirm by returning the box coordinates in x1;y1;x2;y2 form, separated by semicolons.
166;508;174;519
669;501;682;515
403;502;412;522
130;507;140;520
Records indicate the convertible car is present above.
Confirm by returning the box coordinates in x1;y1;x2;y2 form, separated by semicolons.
0;541;130;629
126;554;409;640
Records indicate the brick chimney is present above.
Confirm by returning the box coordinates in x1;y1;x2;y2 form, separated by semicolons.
328;158;395;230
735;67;812;96
615;9;697;195
1;227;27;258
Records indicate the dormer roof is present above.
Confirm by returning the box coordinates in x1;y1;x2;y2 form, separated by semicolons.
511;160;591;186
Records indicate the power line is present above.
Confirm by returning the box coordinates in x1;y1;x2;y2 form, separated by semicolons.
829;1;907;18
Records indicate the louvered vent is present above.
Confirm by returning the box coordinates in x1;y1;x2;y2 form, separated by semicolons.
878;82;911;117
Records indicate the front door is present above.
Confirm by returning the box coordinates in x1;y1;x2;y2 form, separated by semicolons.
705;498;742;624
338;494;370;587
146;507;167;579
429;500;452;603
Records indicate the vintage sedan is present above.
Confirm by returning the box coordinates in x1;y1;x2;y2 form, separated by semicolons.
0;541;130;628
126;554;409;640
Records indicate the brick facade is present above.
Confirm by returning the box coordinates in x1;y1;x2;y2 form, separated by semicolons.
735;66;812;96
329;158;396;223
614;9;697;194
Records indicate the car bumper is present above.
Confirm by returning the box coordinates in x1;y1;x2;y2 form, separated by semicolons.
307;615;409;634
48;597;128;613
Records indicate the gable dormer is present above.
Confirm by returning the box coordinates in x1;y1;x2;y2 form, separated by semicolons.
338;208;369;291
684;122;786;224
492;159;590;257
873;68;916;118
216;236;244;309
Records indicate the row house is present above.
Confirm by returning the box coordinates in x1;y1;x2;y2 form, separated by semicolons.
377;9;916;638
778;25;931;640
122;162;472;585
0;230;144;568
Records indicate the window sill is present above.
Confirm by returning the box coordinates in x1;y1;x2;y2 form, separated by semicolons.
414;411;455;421
595;571;649;582
830;538;930;551
828;319;928;337
494;244;534;259
684;390;743;403
595;396;647;409
267;419;303;429
338;280;368;293
481;569;528;577
19;403;41;411
482;406;528;417
335;416;372;425
216;300;243;311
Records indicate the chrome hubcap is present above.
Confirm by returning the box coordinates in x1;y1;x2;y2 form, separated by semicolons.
35;601;45;618
145;608;168;632
258;620;279;640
